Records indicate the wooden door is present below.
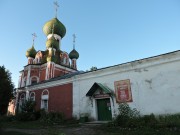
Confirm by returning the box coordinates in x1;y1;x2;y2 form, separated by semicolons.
97;98;112;121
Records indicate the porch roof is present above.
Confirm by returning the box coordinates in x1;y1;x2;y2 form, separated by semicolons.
86;82;112;97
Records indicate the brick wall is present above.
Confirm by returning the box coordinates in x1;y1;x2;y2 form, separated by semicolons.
31;83;73;119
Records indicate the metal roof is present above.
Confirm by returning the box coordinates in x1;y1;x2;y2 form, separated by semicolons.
86;82;112;96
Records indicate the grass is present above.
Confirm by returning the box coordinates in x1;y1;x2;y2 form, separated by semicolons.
1;120;43;129
1;120;180;135
1;131;31;135
101;127;180;135
1;113;180;135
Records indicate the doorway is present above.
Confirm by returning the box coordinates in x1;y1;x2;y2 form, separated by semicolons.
97;98;112;121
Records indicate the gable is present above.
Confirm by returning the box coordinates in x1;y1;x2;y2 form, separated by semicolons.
86;82;112;97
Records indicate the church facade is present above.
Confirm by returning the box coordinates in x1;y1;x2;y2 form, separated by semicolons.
16;8;180;121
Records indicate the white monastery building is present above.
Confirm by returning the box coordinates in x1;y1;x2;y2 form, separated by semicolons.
15;3;180;121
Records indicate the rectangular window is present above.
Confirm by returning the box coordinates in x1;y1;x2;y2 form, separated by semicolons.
41;99;48;111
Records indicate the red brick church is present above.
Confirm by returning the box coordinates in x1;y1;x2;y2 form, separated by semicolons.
16;5;80;119
13;2;180;121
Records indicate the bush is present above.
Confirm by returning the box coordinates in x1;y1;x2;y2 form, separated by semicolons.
113;103;140;127
0;115;16;122
40;110;64;125
140;113;158;128
157;114;180;128
112;103;180;129
15;99;38;121
16;112;36;121
20;100;36;113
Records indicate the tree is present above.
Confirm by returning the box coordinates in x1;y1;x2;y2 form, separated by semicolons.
20;99;36;113
0;66;14;115
90;66;97;71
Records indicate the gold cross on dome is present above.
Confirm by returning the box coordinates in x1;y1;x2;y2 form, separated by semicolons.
54;1;59;18
32;33;37;45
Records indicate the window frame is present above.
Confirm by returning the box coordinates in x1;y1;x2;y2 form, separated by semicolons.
41;89;49;111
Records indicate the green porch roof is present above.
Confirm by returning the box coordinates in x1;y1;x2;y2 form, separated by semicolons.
86;82;112;97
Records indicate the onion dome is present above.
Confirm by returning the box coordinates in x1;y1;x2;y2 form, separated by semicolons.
46;35;59;50
69;49;79;59
26;45;36;58
43;18;66;38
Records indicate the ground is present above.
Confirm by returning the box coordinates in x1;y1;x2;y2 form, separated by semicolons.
3;124;102;135
1;121;180;135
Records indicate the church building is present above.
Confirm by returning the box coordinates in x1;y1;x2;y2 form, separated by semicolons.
16;4;180;121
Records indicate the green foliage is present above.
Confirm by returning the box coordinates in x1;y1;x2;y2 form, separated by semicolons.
40;127;66;135
20;100;36;113
141;113;157;128
0;66;14;115
118;103;140;118
157;114;180;128
90;66;97;71
113;103;140;127
0;115;16;122
16;99;37;121
40;110;64;125
16;112;36;121
1;131;32;135
1;120;43;129
111;103;180;130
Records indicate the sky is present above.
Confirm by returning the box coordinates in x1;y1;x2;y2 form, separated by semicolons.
0;0;180;87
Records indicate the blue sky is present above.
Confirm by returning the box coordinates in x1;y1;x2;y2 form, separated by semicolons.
0;0;180;87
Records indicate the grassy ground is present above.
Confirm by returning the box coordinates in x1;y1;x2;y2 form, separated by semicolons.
101;127;180;135
1;121;180;135
1;131;32;135
1;120;43;129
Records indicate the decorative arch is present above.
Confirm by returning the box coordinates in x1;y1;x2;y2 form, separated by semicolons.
29;92;35;101
35;51;43;63
19;93;26;112
22;77;27;87
60;52;70;65
30;76;39;85
41;89;49;111
20;93;25;101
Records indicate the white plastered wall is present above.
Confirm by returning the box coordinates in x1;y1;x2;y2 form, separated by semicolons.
72;51;180;120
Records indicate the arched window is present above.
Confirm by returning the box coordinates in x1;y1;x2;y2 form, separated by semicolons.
19;93;25;112
29;92;35;101
63;57;67;64
24;80;26;87
31;76;38;85
41;89;49;111
38;57;41;63
60;52;69;65
35;51;43;64
21;77;26;87
33;59;36;64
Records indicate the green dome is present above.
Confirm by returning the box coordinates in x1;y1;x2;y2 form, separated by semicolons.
26;45;36;58
46;36;59;50
43;18;66;38
69;49;79;59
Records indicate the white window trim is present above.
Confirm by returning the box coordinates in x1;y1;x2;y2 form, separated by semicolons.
41;89;49;111
19;93;26;112
29;92;35;101
21;77;26;87
30;76;39;85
